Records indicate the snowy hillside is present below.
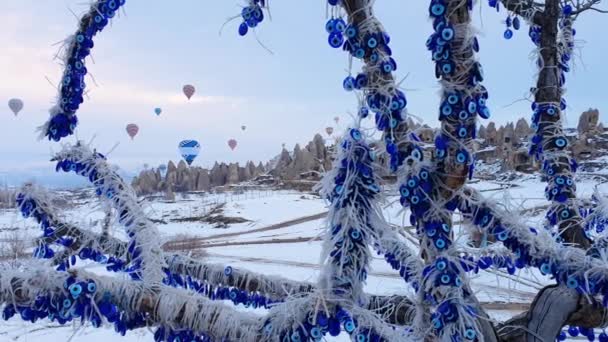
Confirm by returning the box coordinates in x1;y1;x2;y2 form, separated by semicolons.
2;172;607;341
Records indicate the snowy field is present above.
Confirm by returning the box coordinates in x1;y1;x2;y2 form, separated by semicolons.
0;176;606;341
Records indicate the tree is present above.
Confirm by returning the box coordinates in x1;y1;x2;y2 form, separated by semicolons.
2;0;607;341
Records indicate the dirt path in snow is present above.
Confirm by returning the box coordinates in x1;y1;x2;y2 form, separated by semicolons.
163;212;327;251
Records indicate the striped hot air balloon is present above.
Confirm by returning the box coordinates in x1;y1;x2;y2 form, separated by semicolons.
178;140;201;165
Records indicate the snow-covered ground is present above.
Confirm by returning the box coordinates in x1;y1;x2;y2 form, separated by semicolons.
1;175;606;341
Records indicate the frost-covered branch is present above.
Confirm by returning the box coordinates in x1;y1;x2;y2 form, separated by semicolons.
41;0;126;142
52;142;165;283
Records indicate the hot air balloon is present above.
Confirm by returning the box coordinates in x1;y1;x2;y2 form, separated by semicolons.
325;127;334;136
154;107;162;116
241;125;246;131
158;164;168;178
8;98;23;116
334;116;339;124
178;140;200;166
183;84;195;100
228;139;238;151
126;124;139;140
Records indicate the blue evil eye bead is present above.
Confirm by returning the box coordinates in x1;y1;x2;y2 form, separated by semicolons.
355;333;368;342
335;18;346;32
464;328;476;340
381;61;394;74
69;283;82;298
325;19;337;33
224;265;233;276
441;103;453;116
504;29;513;39
436;259;447;271
87;280;97;293
497;231;508;241
440;61;454;75
566;276;579;289
63;298;72;308
400;185;410;198
343;76;356;91
555;137;567;148
328;33;344;48
458;111;469;120
513;17;521;30
563;4;573;15
458;126;468;138
354;47;366;59
456;150;468;164
238;22;249;36
345;25;358;38
344;319;356;333
540;262;552;275
420;170;429;180
366;34;378;49
440;273;451;284
359;107;369;118
467;99;477;114
598;332;608;342
355;74;368;89
441;223;450;233
410;195;420;205
350;229;362;240
447;93;459;105
547;106;557;116
429;2;446;17
478;105;490;119
441;26;455;41
568;326;579;337
435;238;446;249
350;128;362;141
560;209;571;219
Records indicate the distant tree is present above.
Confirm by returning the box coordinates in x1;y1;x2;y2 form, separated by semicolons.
2;0;607;341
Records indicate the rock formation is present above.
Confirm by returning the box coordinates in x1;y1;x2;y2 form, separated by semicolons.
132;110;605;194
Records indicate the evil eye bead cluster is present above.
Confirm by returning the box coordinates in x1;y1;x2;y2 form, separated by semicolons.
237;0;266;36
527;11;579;231
486;0;522;39
1;276;142;336
327;130;378;295
399;167;433;224
54;153;147;277
326;0;412;172
427;0;490;181
16;193;55;259
163;270;275;309
153;327;211;342
263;307;386;342
330;129;380;207
46;0;126;142
558;326;607;342
15;190;133;274
459;198;608;309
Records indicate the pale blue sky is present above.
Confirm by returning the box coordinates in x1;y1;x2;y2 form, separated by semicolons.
0;1;606;179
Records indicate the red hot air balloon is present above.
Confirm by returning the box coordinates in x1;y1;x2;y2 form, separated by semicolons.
325;127;334;136
126;124;139;140
183;84;195;100
334;116;339;124
228;139;237;150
